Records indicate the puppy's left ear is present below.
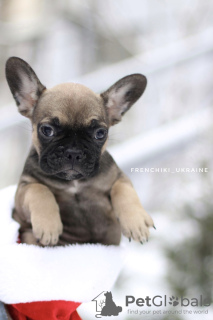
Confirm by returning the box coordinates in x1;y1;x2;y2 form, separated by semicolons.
101;74;147;126
5;57;46;118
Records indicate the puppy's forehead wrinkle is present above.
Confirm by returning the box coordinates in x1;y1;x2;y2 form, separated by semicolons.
34;82;106;126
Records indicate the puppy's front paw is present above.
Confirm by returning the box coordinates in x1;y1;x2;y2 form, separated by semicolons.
119;209;154;243
32;213;63;246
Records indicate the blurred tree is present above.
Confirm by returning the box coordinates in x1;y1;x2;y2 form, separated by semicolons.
165;172;213;302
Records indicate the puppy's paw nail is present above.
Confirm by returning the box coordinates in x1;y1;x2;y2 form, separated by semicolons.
140;241;143;245
53;238;58;245
153;225;156;230
129;237;131;242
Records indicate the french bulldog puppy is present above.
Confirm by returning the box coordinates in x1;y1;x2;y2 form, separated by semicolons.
5;57;154;246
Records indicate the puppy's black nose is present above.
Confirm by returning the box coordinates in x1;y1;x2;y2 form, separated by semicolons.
64;149;83;162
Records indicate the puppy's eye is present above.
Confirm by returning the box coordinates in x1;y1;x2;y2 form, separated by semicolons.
95;128;107;140
40;125;54;137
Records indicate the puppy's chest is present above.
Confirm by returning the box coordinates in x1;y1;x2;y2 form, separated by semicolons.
67;180;81;194
54;180;113;222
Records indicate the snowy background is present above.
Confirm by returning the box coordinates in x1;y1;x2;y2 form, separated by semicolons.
0;1;213;319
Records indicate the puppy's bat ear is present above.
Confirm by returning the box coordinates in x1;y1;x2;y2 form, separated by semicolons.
5;57;46;118
101;74;147;126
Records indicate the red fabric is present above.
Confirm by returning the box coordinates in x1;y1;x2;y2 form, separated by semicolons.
6;301;82;320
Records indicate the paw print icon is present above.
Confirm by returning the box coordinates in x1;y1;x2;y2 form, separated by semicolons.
169;296;179;307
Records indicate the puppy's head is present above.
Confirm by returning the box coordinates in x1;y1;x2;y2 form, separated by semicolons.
5;57;147;180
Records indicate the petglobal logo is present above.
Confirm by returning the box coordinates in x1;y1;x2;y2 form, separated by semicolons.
125;295;211;308
92;292;211;318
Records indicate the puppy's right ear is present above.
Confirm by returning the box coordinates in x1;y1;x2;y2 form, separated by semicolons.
5;57;46;118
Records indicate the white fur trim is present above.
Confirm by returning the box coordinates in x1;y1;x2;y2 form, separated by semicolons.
0;186;125;304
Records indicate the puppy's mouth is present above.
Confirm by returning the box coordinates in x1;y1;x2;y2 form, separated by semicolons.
39;149;99;180
41;164;84;180
55;168;83;180
39;158;94;180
